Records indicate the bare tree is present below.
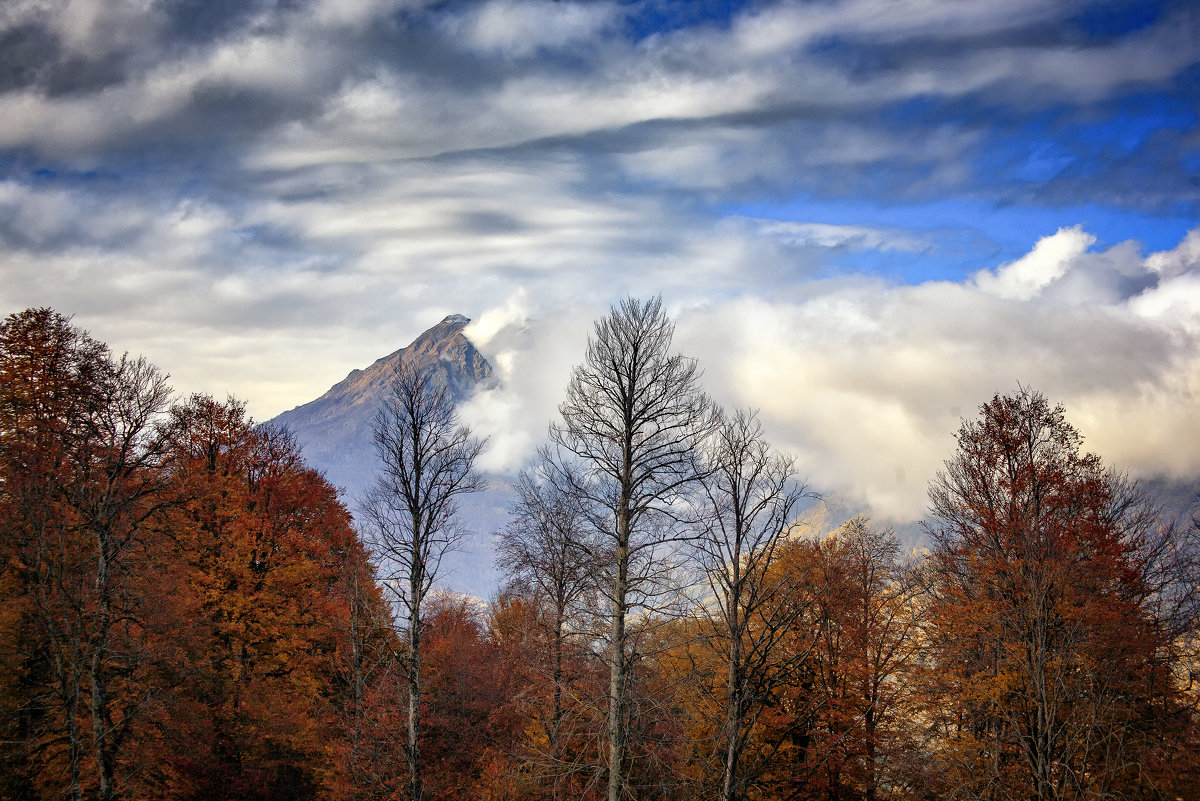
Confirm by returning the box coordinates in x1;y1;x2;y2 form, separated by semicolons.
496;456;593;797
692;408;814;801
549;296;714;801
359;360;485;801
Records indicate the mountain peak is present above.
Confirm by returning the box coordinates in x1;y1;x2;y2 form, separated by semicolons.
268;314;493;495
267;314;500;596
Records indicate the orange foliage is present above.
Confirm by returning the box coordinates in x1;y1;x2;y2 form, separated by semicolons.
130;394;388;801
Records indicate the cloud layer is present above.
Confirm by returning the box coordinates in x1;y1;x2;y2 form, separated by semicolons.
455;226;1200;520
1;0;1198;521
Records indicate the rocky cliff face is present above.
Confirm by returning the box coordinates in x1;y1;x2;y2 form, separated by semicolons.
269;315;506;597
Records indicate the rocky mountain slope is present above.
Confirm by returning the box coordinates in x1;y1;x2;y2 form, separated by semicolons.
269;314;506;596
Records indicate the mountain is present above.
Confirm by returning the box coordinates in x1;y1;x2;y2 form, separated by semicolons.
269;314;507;597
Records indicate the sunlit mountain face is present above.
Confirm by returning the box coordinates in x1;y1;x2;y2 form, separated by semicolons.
270;314;493;501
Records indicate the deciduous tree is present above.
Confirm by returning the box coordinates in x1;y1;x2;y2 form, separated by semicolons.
548;296;714;801
925;387;1175;800
359;360;485;801
807;518;921;801
495;459;594;798
691;408;812;801
158;395;366;801
0;308;173;801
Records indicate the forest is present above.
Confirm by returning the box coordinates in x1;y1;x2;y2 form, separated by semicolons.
2;300;1199;801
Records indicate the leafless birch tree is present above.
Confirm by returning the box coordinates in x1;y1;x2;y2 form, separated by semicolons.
692;408;814;801
359;360;484;801
549;296;714;801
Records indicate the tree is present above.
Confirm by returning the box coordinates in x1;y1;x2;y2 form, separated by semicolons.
924;387;1174;800
333;544;405;801
1;307;109;801
420;594;520;801
486;592;607;801
78;353;173;801
549;296;714;801
807;518;921;801
0;308;173;801
157;395;369;801
691;408;812;801
359;359;485;801
734;536;825;801
495;459;594;798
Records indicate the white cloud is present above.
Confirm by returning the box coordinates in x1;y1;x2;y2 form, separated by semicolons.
458;294;597;476
449;0;619;59
4;0;1193;169
664;228;1200;520
974;225;1096;300
463;289;530;349
1147;228;1200;279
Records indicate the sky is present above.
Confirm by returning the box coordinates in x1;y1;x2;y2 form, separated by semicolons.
2;0;1199;523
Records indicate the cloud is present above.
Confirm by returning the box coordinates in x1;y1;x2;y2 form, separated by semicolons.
409;224;1200;524
1;0;1198;528
5;0;1192;181
1147;228;1200;279
756;220;930;253
974;225;1096;300
458;291;597;476
445;0;620;59
665;227;1200;520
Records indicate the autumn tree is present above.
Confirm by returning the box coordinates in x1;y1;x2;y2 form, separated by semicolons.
548;296;714;801
1;309;403;801
731;536;825;800
0;308;173;801
333;545;406;801
806;518;922;801
154;394;372;801
495;459;595;798
419;593;527;801
359;359;485;801
689;408;813;801
485;592;608;801
924;387;1176;800
1;307;108;800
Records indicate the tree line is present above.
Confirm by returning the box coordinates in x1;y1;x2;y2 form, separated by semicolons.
2;300;1199;801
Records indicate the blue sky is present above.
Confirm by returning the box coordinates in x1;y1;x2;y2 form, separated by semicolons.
1;0;1198;520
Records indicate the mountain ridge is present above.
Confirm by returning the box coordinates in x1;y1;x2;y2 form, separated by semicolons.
277;314;492;425
268;314;506;597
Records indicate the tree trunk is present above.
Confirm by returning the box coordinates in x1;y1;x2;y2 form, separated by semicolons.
90;530;117;801
408;551;423;801
408;629;422;801
607;539;628;801
722;564;744;801
721;643;743;801
63;656;84;801
90;651;115;801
